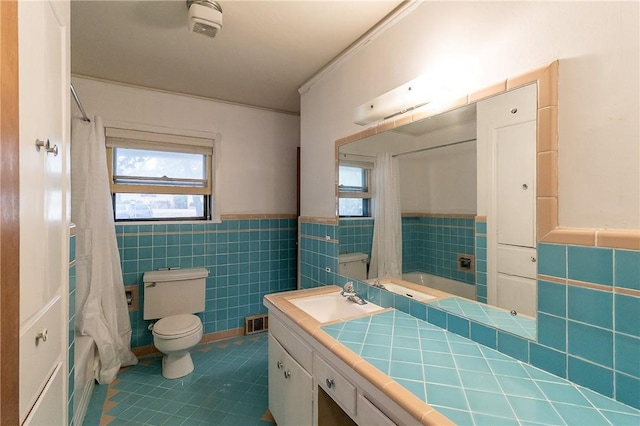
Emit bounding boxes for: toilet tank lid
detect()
[339,252,368,262]
[143,267,209,283]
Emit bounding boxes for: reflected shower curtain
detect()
[71,116,137,383]
[369,152,403,279]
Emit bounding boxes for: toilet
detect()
[143,267,208,379]
[338,252,368,281]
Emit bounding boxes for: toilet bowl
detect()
[151,314,203,379]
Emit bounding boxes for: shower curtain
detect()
[71,116,137,384]
[369,152,403,279]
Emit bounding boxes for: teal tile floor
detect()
[323,310,640,426]
[83,333,273,426]
[429,297,537,340]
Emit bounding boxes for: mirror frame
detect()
[333,61,559,338]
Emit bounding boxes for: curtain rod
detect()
[392,138,476,158]
[70,83,90,122]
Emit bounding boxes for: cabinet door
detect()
[18,0,69,422]
[283,352,313,425]
[269,334,313,426]
[496,120,536,247]
[268,334,287,424]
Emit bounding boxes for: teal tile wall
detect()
[68,234,76,426]
[338,218,373,257]
[299,221,339,289]
[403,216,476,285]
[535,244,640,408]
[337,216,475,287]
[116,219,297,348]
[299,218,640,409]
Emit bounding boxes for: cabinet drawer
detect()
[497,245,537,279]
[23,362,64,426]
[357,394,396,426]
[20,296,62,421]
[270,315,313,372]
[314,354,356,416]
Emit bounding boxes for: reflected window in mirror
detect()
[338,162,372,217]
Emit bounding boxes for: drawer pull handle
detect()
[276,361,283,370]
[326,378,334,389]
[283,370,291,379]
[36,328,48,343]
[530,256,537,262]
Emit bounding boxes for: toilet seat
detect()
[153,314,202,340]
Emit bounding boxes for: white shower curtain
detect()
[71,116,137,384]
[369,152,403,279]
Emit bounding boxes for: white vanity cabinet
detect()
[267,306,419,426]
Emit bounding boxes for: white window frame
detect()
[106,126,218,222]
[338,156,373,217]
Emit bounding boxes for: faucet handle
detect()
[344,281,354,292]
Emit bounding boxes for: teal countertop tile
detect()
[322,309,640,425]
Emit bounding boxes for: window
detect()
[106,128,215,221]
[338,163,372,217]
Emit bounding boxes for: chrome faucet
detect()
[372,279,386,289]
[341,281,367,305]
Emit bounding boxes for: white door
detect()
[477,84,537,313]
[18,0,70,423]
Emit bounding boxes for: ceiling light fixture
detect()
[187,0,223,39]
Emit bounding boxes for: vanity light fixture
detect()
[354,72,464,126]
[354,75,434,125]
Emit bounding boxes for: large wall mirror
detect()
[335,62,558,341]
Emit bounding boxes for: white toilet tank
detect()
[338,252,368,281]
[143,268,208,320]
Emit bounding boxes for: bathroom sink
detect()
[290,291,384,323]
[382,283,436,302]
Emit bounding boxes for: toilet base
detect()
[161,352,195,379]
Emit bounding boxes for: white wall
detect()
[301,1,639,230]
[72,77,300,215]
[400,141,476,214]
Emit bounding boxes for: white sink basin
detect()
[382,283,436,302]
[290,291,384,323]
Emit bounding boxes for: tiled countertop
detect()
[323,309,640,425]
[265,287,640,425]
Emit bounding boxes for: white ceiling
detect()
[71,0,405,115]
